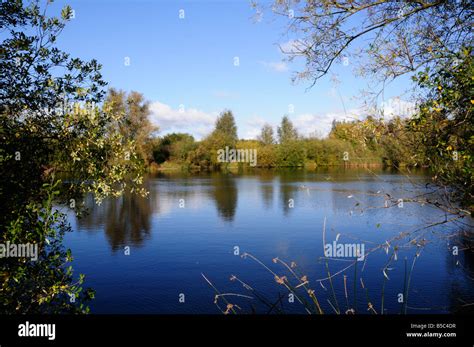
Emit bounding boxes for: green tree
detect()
[213,110,238,145]
[168,134,196,162]
[1,182,94,314]
[256,144,277,168]
[276,140,305,167]
[153,133,196,164]
[188,110,239,169]
[0,0,145,313]
[258,123,275,145]
[105,89,157,166]
[411,50,473,211]
[277,116,298,144]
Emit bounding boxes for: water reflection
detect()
[278,170,301,216]
[207,173,238,222]
[78,189,153,252]
[257,170,275,210]
[66,168,474,314]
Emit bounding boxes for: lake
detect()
[63,168,474,314]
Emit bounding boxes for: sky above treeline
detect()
[49,0,414,139]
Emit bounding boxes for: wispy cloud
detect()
[278,39,306,55]
[379,98,416,119]
[259,60,288,72]
[211,90,240,99]
[149,98,414,141]
[292,110,363,138]
[290,98,415,138]
[243,117,268,139]
[148,101,218,139]
[241,111,363,140]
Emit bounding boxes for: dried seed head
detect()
[274,275,287,285]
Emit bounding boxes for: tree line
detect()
[148,112,421,170]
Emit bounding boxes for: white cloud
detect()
[243,117,268,139]
[246,117,267,128]
[288,98,415,139]
[149,98,415,141]
[244,127,262,139]
[278,39,306,55]
[379,98,416,119]
[260,60,288,72]
[241,111,364,140]
[148,101,218,139]
[291,109,364,138]
[289,98,415,139]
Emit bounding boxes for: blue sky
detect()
[49,0,413,139]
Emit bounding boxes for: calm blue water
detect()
[63,168,474,314]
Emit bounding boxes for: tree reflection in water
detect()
[207,173,238,222]
[78,187,153,252]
